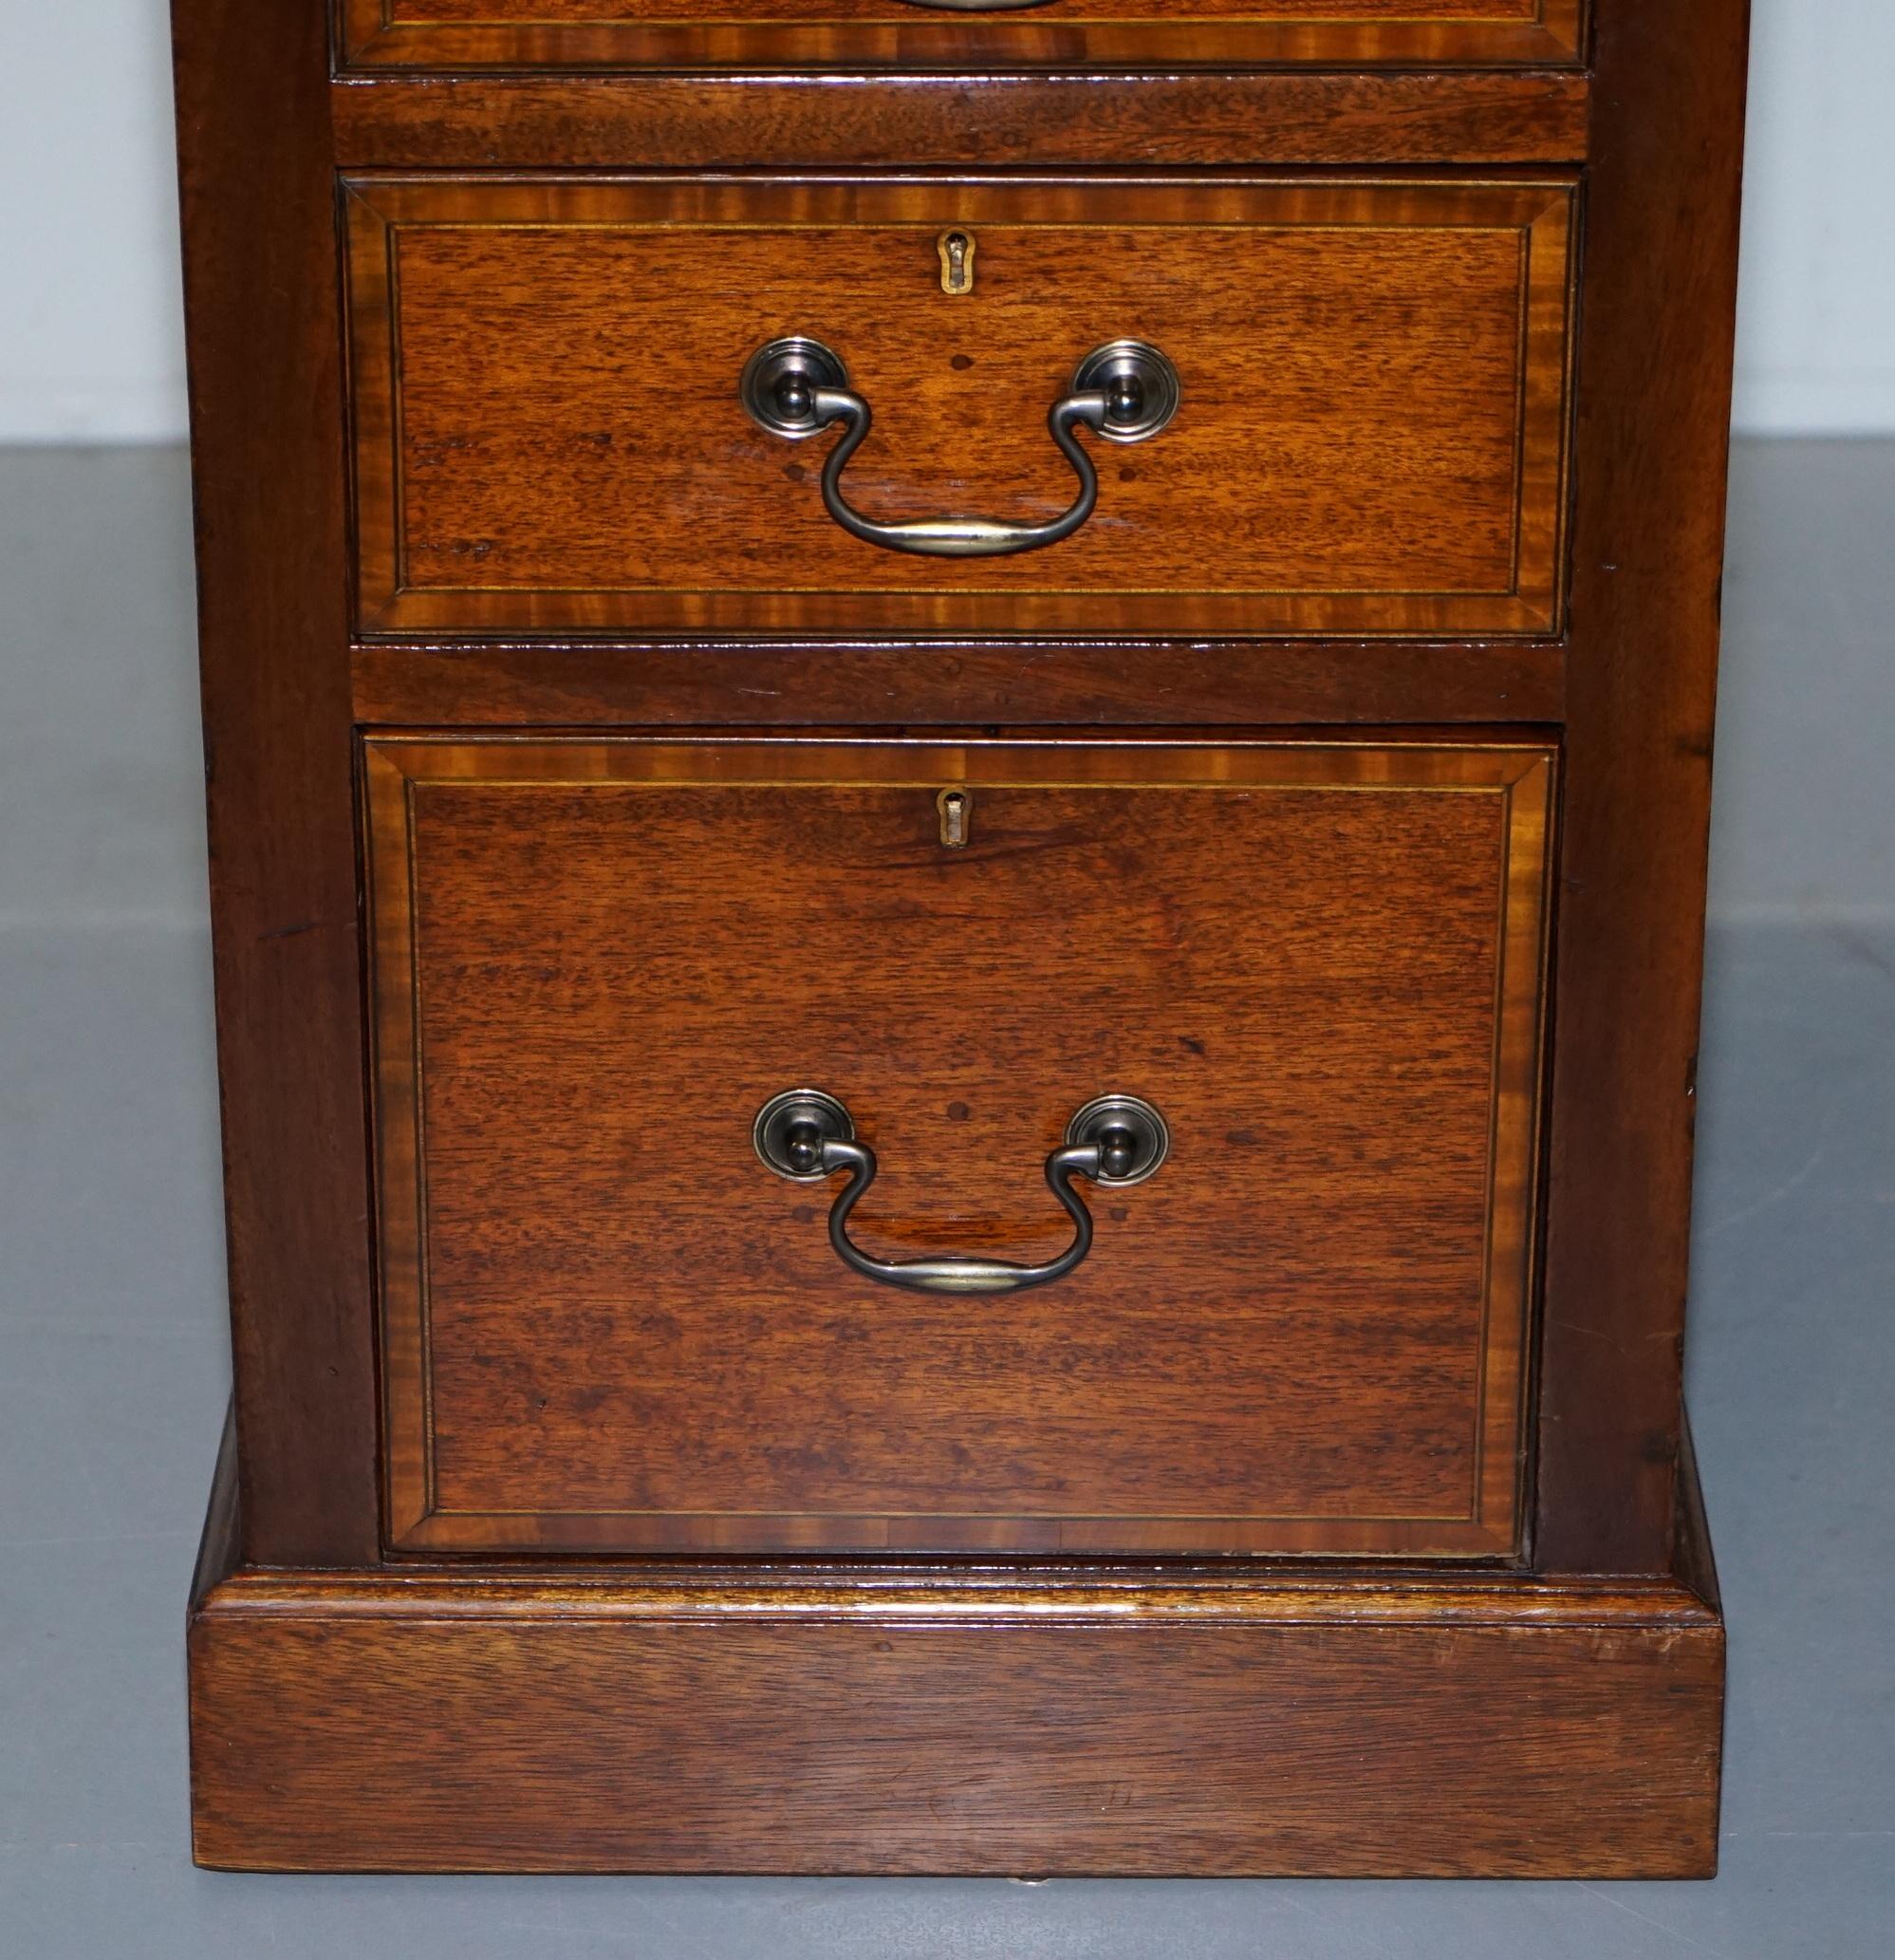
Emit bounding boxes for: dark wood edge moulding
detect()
[175,0,381,1565]
[173,0,1746,1579]
[1531,0,1747,1574]
[328,72,1594,172]
[349,639,1569,728]
[334,0,1589,78]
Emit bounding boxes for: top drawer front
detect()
[345,177,1576,641]
[339,1,1587,71]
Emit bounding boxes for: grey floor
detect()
[2,441,1890,1955]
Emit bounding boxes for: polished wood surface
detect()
[174,0,1748,1879]
[187,1428,1721,1877]
[172,0,381,1563]
[364,737,1551,1557]
[344,177,1575,640]
[1533,0,1750,1574]
[191,1602,1723,1876]
[339,0,1587,74]
[348,640,1565,730]
[331,72,1592,173]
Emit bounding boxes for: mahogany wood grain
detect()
[187,1436,1720,1878]
[330,72,1593,173]
[171,0,380,1563]
[349,637,1565,730]
[187,1397,1723,1874]
[344,176,1576,640]
[1533,0,1750,1574]
[191,1608,1720,1876]
[338,0,1586,73]
[363,737,1551,1558]
[170,0,1750,1876]
[192,1610,1721,1876]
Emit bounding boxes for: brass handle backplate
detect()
[753,1091,1168,1295]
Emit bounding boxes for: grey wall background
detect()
[1,1,1894,440]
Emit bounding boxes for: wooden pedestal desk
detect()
[175,0,1747,1876]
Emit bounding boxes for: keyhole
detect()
[937,788,971,849]
[938,229,975,296]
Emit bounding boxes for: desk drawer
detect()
[345,177,1576,641]
[364,735,1553,1559]
[339,0,1586,72]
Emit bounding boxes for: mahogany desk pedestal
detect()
[175,0,1746,1876]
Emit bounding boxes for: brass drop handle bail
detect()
[738,337,1180,559]
[752,1092,1169,1295]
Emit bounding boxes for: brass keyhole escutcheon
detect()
[937,787,972,849]
[938,229,975,295]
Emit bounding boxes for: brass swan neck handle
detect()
[753,1091,1168,1295]
[739,337,1180,559]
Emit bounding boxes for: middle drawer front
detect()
[345,177,1577,641]
[364,736,1554,1559]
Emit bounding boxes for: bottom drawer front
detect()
[364,737,1552,1558]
